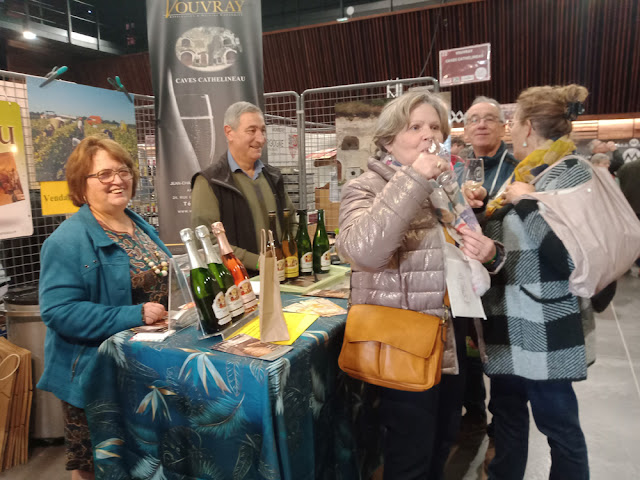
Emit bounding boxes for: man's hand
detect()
[462,184,487,208]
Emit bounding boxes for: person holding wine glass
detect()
[456,97,519,210]
[38,136,171,480]
[337,90,500,480]
[191,101,296,275]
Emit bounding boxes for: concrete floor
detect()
[1,273,639,480]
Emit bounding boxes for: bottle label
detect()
[276,259,286,282]
[238,279,258,309]
[212,292,232,326]
[285,256,299,277]
[321,250,331,272]
[301,252,313,273]
[225,285,245,317]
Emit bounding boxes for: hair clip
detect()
[565,101,585,120]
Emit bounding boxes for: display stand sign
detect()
[0,101,33,240]
[439,43,491,87]
[146,0,265,245]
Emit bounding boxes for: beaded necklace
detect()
[145,251,169,277]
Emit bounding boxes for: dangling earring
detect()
[522,141,528,148]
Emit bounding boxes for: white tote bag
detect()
[523,156,640,297]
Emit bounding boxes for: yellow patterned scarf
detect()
[485,136,576,217]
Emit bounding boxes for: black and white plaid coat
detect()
[482,157,595,381]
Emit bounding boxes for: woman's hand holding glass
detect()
[412,151,449,180]
[458,226,496,264]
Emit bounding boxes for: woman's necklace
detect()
[145,250,169,277]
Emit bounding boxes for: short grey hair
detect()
[223,101,263,130]
[463,96,506,124]
[372,91,450,154]
[588,139,602,153]
[591,153,610,165]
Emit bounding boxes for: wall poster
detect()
[0,100,33,239]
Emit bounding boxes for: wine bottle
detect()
[194,225,245,322]
[179,228,232,334]
[211,221,258,313]
[281,209,299,279]
[296,210,313,276]
[313,209,331,274]
[268,211,286,283]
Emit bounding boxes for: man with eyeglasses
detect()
[455,97,518,461]
[191,101,296,274]
[455,96,518,210]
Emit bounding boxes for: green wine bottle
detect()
[281,209,299,279]
[180,228,231,334]
[313,209,331,274]
[296,209,313,276]
[194,225,245,323]
[268,211,286,282]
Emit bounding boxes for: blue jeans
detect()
[488,376,589,480]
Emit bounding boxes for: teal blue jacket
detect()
[37,204,171,408]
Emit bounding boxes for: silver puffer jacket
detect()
[336,157,459,375]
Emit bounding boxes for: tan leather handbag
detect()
[338,304,447,392]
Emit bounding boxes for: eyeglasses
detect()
[86,167,133,184]
[466,115,503,126]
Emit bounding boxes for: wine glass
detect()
[462,158,484,192]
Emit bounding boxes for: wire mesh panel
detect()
[300,76,439,233]
[263,91,312,210]
[0,73,159,291]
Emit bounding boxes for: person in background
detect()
[481,84,593,480]
[456,97,519,451]
[589,138,623,176]
[457,96,519,210]
[617,159,640,276]
[590,152,611,170]
[450,136,466,166]
[38,137,170,480]
[337,91,500,480]
[191,101,295,274]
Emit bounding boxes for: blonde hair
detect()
[66,136,138,207]
[373,91,450,154]
[515,84,588,140]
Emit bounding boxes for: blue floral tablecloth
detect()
[84,294,381,480]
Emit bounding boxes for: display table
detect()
[83,294,381,480]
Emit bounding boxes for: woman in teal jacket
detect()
[38,136,170,480]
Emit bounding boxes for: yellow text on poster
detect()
[40,181,79,216]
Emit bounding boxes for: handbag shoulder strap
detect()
[531,154,591,186]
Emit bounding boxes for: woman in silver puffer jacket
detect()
[337,91,497,480]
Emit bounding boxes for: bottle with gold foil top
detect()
[180,228,231,334]
[211,221,258,313]
[281,209,299,279]
[195,225,245,323]
[296,209,313,276]
[312,209,331,274]
[267,211,286,282]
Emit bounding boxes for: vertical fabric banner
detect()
[147,0,264,245]
[0,101,33,240]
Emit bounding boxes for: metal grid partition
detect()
[0,72,159,291]
[299,76,440,232]
[0,71,67,289]
[263,91,314,210]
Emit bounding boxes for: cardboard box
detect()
[315,188,341,233]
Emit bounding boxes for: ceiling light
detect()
[23,31,37,40]
[336,17,348,22]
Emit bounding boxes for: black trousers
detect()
[379,318,467,480]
